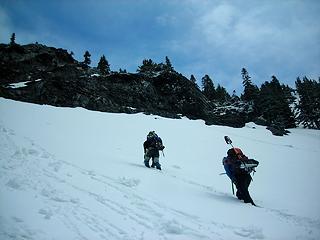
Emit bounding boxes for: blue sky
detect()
[1,0,319,94]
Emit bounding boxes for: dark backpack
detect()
[239,158,259,174]
[227,148,259,174]
[153,136,164,150]
[147,132,164,150]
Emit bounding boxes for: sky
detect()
[0,0,319,93]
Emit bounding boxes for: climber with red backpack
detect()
[223,136,259,206]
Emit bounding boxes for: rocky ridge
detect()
[0,43,256,128]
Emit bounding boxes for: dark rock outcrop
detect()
[0,43,254,128]
[266,125,290,136]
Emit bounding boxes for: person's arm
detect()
[143,141,147,153]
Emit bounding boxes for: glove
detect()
[159,145,165,150]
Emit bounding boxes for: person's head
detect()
[227,148,244,159]
[147,131,156,139]
[227,148,236,158]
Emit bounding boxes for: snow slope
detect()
[0,98,319,240]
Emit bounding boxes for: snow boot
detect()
[144,161,150,168]
[155,162,161,170]
[236,191,243,200]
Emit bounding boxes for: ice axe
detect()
[161,150,165,157]
[224,135,235,195]
[224,136,234,148]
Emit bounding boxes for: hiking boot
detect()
[144,162,150,168]
[155,162,161,170]
[236,191,243,200]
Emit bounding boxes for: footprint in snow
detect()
[27,149,39,156]
[234,226,265,239]
[38,208,53,219]
[83,170,96,176]
[284,144,294,148]
[48,161,62,172]
[6,179,23,190]
[41,152,51,159]
[172,165,181,169]
[118,177,140,187]
[41,188,69,202]
[12,216,24,223]
[161,220,184,235]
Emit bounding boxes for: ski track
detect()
[0,124,319,240]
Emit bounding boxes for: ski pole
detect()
[231,180,235,195]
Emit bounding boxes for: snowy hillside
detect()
[0,98,319,240]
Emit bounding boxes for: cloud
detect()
[197,3,237,45]
[0,0,319,93]
[172,0,320,90]
[0,6,12,43]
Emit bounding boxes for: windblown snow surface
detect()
[0,98,319,240]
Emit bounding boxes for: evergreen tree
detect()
[83,51,91,68]
[231,90,240,102]
[257,76,296,128]
[10,33,16,45]
[201,75,216,101]
[137,59,159,76]
[295,77,320,129]
[241,68,251,84]
[189,75,200,89]
[190,74,196,84]
[215,84,230,103]
[282,84,295,105]
[241,68,259,102]
[119,68,127,73]
[164,56,174,72]
[97,55,110,75]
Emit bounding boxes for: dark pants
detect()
[234,173,255,205]
[144,149,161,170]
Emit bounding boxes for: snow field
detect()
[0,98,319,240]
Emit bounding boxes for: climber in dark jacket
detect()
[223,148,257,206]
[143,131,165,170]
